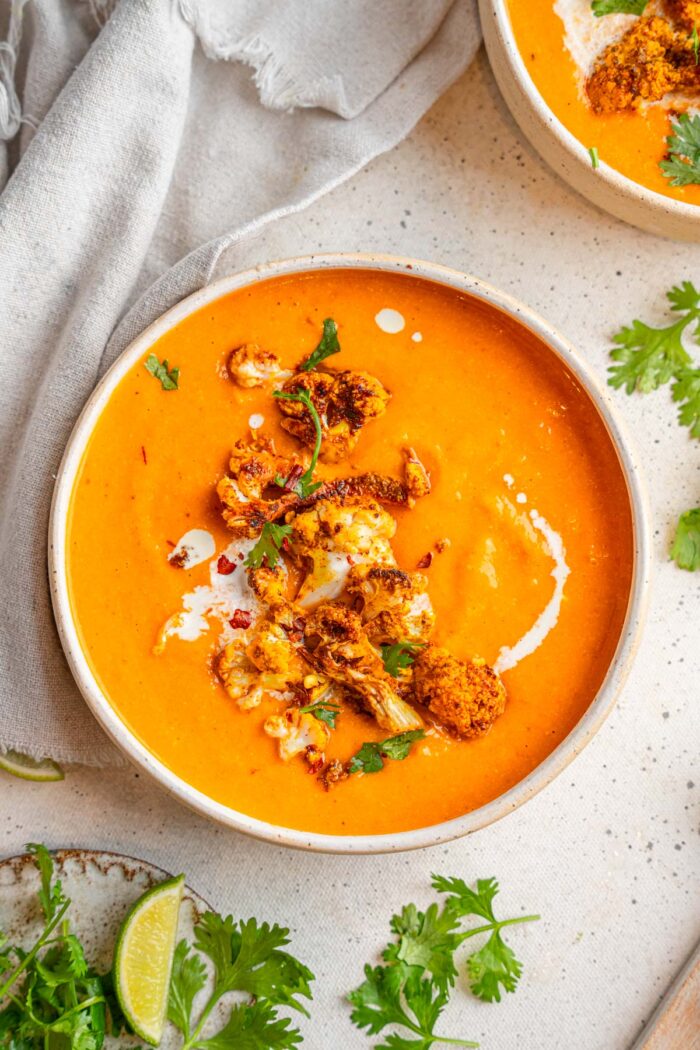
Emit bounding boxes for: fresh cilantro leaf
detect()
[26,843,67,923]
[198,1000,303,1050]
[273,388,323,497]
[591,0,647,14]
[384,904,463,990]
[432,875,540,1003]
[672,366,700,437]
[670,507,700,570]
[608,283,698,393]
[168,940,207,1038]
[244,522,292,570]
[692,24,699,64]
[299,699,341,729]
[660,114,700,186]
[145,353,180,390]
[588,146,599,169]
[380,641,426,678]
[299,318,340,372]
[348,730,425,774]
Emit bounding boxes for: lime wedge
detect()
[114,874,184,1045]
[0,750,64,782]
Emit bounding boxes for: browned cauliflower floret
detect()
[665,0,700,31]
[412,646,506,739]
[586,16,694,113]
[277,369,390,462]
[217,436,304,537]
[215,639,266,710]
[403,447,431,504]
[303,603,422,733]
[216,618,307,708]
[290,497,396,606]
[345,564,435,644]
[247,564,288,612]
[246,620,306,682]
[264,706,330,766]
[228,344,285,388]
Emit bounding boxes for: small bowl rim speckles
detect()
[48,253,652,854]
[479,0,700,241]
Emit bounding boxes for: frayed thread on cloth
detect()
[177,0,349,115]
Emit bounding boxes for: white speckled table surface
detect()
[4,50,699,1050]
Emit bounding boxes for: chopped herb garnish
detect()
[273,388,323,497]
[299,318,340,371]
[380,640,426,677]
[591,0,647,14]
[660,113,700,186]
[348,729,425,774]
[589,146,600,169]
[168,912,314,1050]
[692,24,700,64]
[670,507,700,570]
[145,353,180,390]
[299,699,341,729]
[244,522,292,570]
[348,874,539,1047]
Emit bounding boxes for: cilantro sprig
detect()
[273,389,323,498]
[607,283,700,572]
[145,353,180,390]
[299,699,341,729]
[299,318,340,372]
[244,522,292,570]
[591,0,647,14]
[660,114,700,187]
[348,875,539,1048]
[348,730,425,774]
[168,912,314,1050]
[380,641,426,678]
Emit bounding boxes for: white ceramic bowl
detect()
[49,253,651,853]
[480,0,700,241]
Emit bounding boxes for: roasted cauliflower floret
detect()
[303,603,422,733]
[264,706,330,766]
[215,639,266,710]
[665,0,700,31]
[277,369,390,462]
[217,436,304,537]
[586,16,694,113]
[290,498,397,606]
[345,564,435,644]
[247,564,288,612]
[403,447,431,504]
[412,646,506,739]
[216,617,306,708]
[246,620,306,683]
[228,344,285,388]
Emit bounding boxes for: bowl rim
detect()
[483,0,700,222]
[48,251,652,854]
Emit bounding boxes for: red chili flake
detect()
[281,537,291,552]
[217,554,236,575]
[417,551,433,569]
[166,539,176,548]
[277,464,303,493]
[238,552,245,561]
[140,446,148,465]
[347,554,355,565]
[169,550,188,569]
[229,609,252,629]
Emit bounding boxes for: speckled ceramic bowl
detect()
[0,848,212,1048]
[480,0,700,241]
[49,253,652,854]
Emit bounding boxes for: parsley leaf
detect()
[591,0,647,13]
[299,699,341,729]
[299,318,340,372]
[670,507,700,570]
[660,113,700,186]
[244,522,292,570]
[273,388,323,497]
[380,641,426,678]
[348,730,425,774]
[672,366,700,437]
[608,282,698,393]
[432,875,540,1003]
[145,353,180,390]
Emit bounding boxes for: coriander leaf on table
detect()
[348,730,425,774]
[380,641,425,678]
[660,113,700,186]
[670,507,700,570]
[607,283,699,394]
[432,875,540,1003]
[591,0,647,14]
[145,353,180,390]
[244,522,292,570]
[672,366,700,438]
[299,318,340,371]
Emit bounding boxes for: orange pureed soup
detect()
[67,269,633,835]
[507,1,700,205]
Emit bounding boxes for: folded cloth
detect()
[0,0,480,766]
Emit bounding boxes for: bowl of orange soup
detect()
[481,0,700,240]
[49,255,650,852]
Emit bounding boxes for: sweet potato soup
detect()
[508,0,700,204]
[66,268,634,836]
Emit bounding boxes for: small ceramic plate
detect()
[0,849,211,1048]
[480,0,700,241]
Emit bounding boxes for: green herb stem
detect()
[458,914,541,941]
[0,898,70,998]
